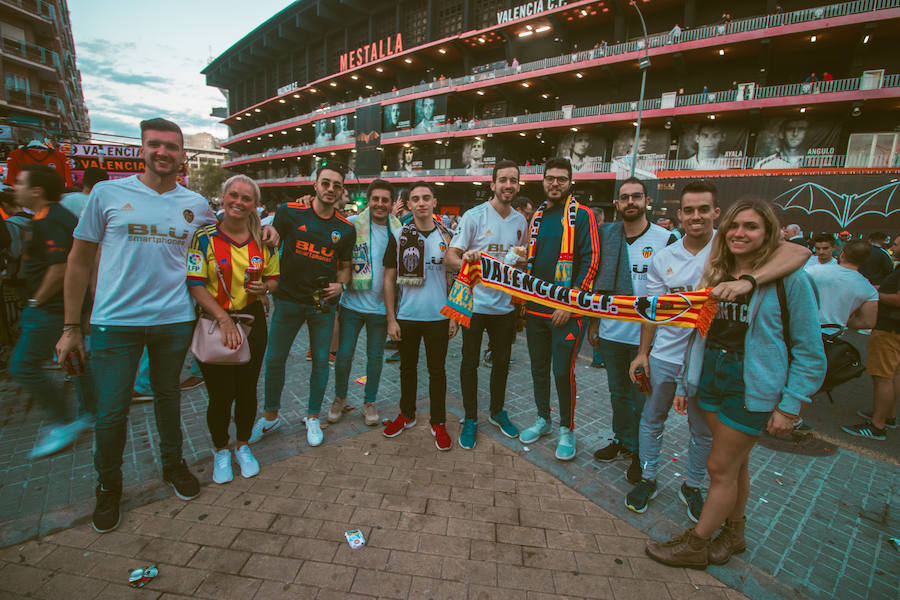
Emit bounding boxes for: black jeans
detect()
[199,301,267,448]
[460,310,516,421]
[398,319,449,425]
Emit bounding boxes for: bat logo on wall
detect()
[773,181,900,228]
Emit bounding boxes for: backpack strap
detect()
[776,279,792,365]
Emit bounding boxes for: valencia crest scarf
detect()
[351,207,402,290]
[527,194,579,287]
[397,218,452,287]
[443,252,717,334]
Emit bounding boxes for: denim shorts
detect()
[695,346,772,436]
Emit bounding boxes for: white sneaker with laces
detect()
[234,445,260,478]
[305,417,324,447]
[29,422,80,459]
[249,416,282,444]
[212,449,233,484]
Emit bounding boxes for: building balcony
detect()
[0,37,61,78]
[223,73,900,169]
[0,0,56,31]
[1,87,63,116]
[220,0,900,134]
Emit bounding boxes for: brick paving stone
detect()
[187,545,251,573]
[229,529,289,556]
[293,560,356,592]
[239,553,302,582]
[139,537,201,566]
[194,572,262,600]
[442,556,499,586]
[350,568,412,599]
[34,571,109,600]
[553,572,616,599]
[252,580,318,600]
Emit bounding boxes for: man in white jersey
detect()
[327,179,402,426]
[446,160,528,449]
[624,181,718,520]
[590,177,677,484]
[627,181,813,521]
[55,118,277,534]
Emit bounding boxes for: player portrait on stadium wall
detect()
[754,117,840,169]
[314,119,333,144]
[397,145,420,173]
[677,122,748,170]
[383,102,411,132]
[413,96,447,134]
[610,127,669,176]
[557,131,607,173]
[462,138,494,175]
[333,114,354,144]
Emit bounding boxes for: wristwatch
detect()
[27,298,40,309]
[738,274,758,291]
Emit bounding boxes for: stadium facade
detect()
[203,0,900,232]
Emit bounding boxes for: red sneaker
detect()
[432,424,452,451]
[384,414,416,438]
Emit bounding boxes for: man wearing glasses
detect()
[254,163,355,448]
[589,177,677,484]
[519,158,599,461]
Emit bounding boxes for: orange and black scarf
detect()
[443,252,717,333]
[527,194,579,286]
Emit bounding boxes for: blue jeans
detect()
[596,337,642,452]
[9,306,96,423]
[91,321,193,490]
[638,356,711,487]
[264,297,336,414]
[135,349,203,395]
[334,305,387,403]
[591,319,605,364]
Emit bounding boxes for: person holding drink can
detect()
[186,175,279,484]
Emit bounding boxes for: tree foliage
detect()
[188,162,230,202]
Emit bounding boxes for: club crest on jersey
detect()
[183,209,194,223]
[642,246,653,259]
[633,295,692,323]
[250,255,263,268]
[439,241,447,253]
[331,231,341,243]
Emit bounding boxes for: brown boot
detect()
[708,517,747,565]
[645,528,709,569]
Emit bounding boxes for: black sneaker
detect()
[856,409,897,429]
[626,453,642,485]
[679,483,705,524]
[841,422,886,441]
[625,479,658,513]
[162,460,200,500]
[92,485,121,533]
[482,349,493,367]
[593,439,622,462]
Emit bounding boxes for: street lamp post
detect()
[629,0,651,178]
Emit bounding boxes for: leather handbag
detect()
[191,311,254,365]
[190,230,256,365]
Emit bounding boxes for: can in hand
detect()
[244,266,261,288]
[634,366,651,394]
[312,275,333,312]
[64,351,84,376]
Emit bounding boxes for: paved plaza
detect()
[0,328,897,599]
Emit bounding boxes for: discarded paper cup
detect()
[128,565,158,588]
[345,529,366,549]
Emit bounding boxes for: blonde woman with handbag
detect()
[186,175,279,484]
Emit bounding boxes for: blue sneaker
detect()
[488,410,519,439]
[459,419,477,450]
[555,427,576,461]
[519,417,551,444]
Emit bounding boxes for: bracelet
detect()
[62,325,81,333]
[775,407,798,420]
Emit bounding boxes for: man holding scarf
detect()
[446,160,528,449]
[519,158,600,460]
[328,180,402,426]
[382,182,458,450]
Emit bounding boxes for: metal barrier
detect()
[0,36,60,69]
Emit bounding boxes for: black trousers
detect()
[199,301,267,448]
[398,319,449,425]
[460,310,516,421]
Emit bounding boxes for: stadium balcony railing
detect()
[250,153,900,187]
[222,0,900,144]
[223,73,900,169]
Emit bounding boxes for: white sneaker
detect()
[29,423,79,459]
[249,416,283,444]
[212,449,233,484]
[234,445,260,478]
[305,417,324,447]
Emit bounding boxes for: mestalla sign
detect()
[497,0,568,24]
[339,34,403,72]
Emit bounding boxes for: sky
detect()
[68,0,294,144]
